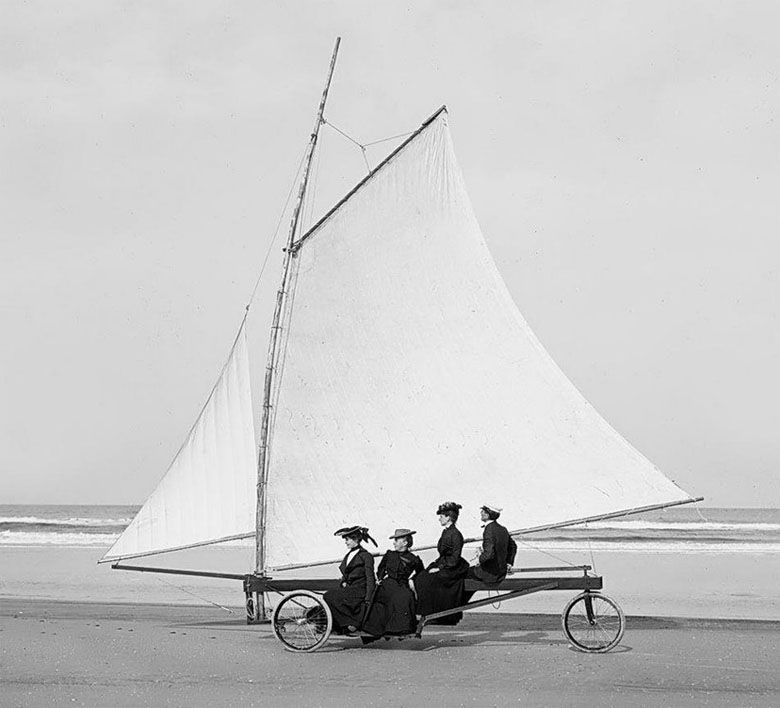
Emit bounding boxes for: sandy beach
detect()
[2,533,778,706]
[2,545,778,620]
[2,598,778,707]
[2,545,780,706]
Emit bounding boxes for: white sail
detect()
[101,320,257,562]
[262,109,694,570]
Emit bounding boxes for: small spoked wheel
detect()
[562,591,625,653]
[271,590,332,653]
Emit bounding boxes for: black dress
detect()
[466,520,518,583]
[414,525,469,625]
[323,546,375,632]
[363,550,425,637]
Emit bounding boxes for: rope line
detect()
[305,134,323,232]
[322,118,364,149]
[584,521,597,574]
[322,119,413,174]
[245,144,309,311]
[363,130,414,147]
[514,535,581,568]
[153,575,235,614]
[360,146,371,174]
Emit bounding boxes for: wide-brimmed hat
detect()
[333,525,378,546]
[388,528,417,539]
[334,525,364,538]
[481,504,503,514]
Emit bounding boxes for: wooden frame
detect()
[112,563,604,634]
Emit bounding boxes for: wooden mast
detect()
[255,38,341,576]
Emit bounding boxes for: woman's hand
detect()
[429,567,440,574]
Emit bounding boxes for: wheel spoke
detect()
[563,593,624,652]
[272,592,332,652]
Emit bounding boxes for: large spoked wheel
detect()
[562,591,625,653]
[271,590,332,653]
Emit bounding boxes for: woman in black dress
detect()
[362,528,425,640]
[322,525,378,634]
[414,502,469,625]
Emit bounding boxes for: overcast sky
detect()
[1,1,777,507]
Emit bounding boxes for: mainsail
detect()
[101,320,257,562]
[261,108,695,570]
[103,104,697,572]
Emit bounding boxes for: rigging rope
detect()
[584,521,597,574]
[694,505,710,523]
[363,130,414,147]
[513,534,581,568]
[322,118,363,149]
[304,132,323,232]
[153,575,235,615]
[263,156,312,474]
[322,118,414,175]
[245,144,309,312]
[164,143,310,491]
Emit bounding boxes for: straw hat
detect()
[388,528,417,539]
[481,504,503,514]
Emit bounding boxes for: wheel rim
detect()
[272,591,332,652]
[563,592,624,652]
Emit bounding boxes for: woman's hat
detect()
[388,528,417,539]
[333,525,378,547]
[334,525,364,538]
[436,501,462,515]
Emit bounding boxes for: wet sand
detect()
[2,599,778,707]
[3,545,778,620]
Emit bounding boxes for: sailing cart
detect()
[113,561,625,654]
[250,565,625,654]
[101,38,701,652]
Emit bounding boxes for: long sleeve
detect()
[363,553,376,602]
[376,553,388,581]
[507,535,518,566]
[339,556,348,583]
[411,555,425,576]
[479,525,496,565]
[442,528,464,568]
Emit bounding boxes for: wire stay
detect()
[322,118,414,175]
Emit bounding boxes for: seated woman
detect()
[362,528,424,640]
[322,525,377,634]
[414,502,469,625]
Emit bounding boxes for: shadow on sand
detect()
[170,611,780,654]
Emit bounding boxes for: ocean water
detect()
[1,504,778,554]
[1,505,778,618]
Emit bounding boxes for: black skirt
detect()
[362,578,418,637]
[414,559,469,625]
[323,584,367,632]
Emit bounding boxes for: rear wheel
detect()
[562,591,625,653]
[271,591,332,653]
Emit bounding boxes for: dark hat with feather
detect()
[333,525,378,547]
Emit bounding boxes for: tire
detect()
[561,591,625,653]
[271,590,332,653]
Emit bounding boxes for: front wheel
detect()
[562,591,625,653]
[271,590,332,653]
